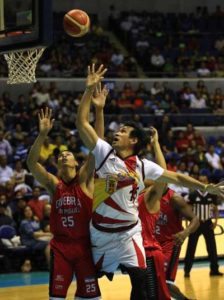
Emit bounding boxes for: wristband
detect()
[85,86,94,92]
[204,184,208,191]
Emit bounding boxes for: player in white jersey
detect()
[76,64,224,300]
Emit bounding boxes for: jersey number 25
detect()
[61,216,74,227]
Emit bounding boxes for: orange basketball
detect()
[63,9,90,37]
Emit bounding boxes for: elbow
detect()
[76,118,83,129]
[76,119,88,131]
[26,154,36,172]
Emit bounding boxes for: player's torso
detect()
[138,193,161,250]
[156,189,182,244]
[50,177,92,241]
[93,153,145,229]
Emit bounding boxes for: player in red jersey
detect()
[138,127,171,300]
[26,105,107,299]
[155,187,199,284]
[139,128,199,300]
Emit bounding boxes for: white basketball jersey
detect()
[92,139,164,231]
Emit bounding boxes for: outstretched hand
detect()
[86,64,107,89]
[150,127,159,145]
[38,107,54,136]
[206,181,224,200]
[92,83,109,109]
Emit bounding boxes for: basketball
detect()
[63,9,90,37]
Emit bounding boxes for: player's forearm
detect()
[152,141,167,169]
[160,171,207,191]
[76,86,95,128]
[95,107,104,139]
[27,133,47,167]
[177,173,207,191]
[76,87,99,150]
[213,206,219,221]
[33,231,52,238]
[185,216,200,235]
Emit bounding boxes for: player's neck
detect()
[117,148,135,159]
[60,168,76,183]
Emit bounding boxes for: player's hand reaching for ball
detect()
[150,127,159,145]
[38,107,54,136]
[86,64,107,90]
[92,83,109,109]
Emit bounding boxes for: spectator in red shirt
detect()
[193,130,206,147]
[117,93,134,112]
[184,123,195,142]
[121,82,136,98]
[28,187,47,221]
[176,131,189,152]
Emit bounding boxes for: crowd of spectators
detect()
[111,6,224,77]
[1,78,224,272]
[2,7,224,78]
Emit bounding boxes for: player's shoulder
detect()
[96,138,113,150]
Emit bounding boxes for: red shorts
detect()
[49,239,101,299]
[145,248,171,300]
[161,241,181,281]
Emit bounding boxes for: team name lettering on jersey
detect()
[56,196,81,209]
[157,212,168,225]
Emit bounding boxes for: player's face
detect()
[112,126,136,151]
[57,151,78,169]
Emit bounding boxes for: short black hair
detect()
[123,122,147,155]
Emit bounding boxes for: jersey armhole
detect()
[140,159,145,181]
[96,149,114,172]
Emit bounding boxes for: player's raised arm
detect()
[143,129,224,199]
[144,127,167,210]
[79,83,109,186]
[150,127,167,170]
[76,64,107,151]
[26,107,58,194]
[157,169,224,199]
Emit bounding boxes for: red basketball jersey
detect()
[138,193,161,252]
[155,189,183,244]
[50,177,92,243]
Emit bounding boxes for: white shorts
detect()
[90,221,146,273]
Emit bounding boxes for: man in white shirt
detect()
[205,145,223,170]
[190,92,207,109]
[150,49,165,70]
[0,155,13,186]
[197,62,211,78]
[76,64,224,300]
[0,130,13,157]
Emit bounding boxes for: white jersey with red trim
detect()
[91,138,164,230]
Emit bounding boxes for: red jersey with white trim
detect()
[92,139,164,231]
[155,189,183,244]
[138,193,161,251]
[50,177,92,243]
